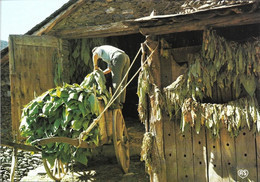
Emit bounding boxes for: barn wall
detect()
[141,25,260,182]
[1,62,12,141]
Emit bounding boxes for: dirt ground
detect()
[21,155,149,182]
[21,120,150,182]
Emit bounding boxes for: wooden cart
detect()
[2,102,130,181]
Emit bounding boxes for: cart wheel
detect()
[43,157,68,181]
[112,109,130,173]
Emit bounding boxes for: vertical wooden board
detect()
[192,127,207,182]
[163,118,177,182]
[160,54,172,88]
[9,35,61,141]
[206,130,223,181]
[220,128,236,182]
[176,125,194,182]
[256,133,260,182]
[235,128,257,181]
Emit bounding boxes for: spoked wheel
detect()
[112,109,130,173]
[43,157,68,181]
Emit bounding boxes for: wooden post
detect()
[145,37,167,182]
[141,42,149,133]
[10,147,17,182]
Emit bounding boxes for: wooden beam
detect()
[139,12,260,36]
[1,140,41,152]
[33,137,97,149]
[51,22,139,39]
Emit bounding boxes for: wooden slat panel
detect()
[206,131,223,181]
[235,127,257,181]
[164,118,177,182]
[192,127,207,182]
[11,35,59,47]
[176,125,194,182]
[160,52,172,88]
[9,35,60,141]
[220,128,236,182]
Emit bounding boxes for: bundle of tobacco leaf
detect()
[19,69,110,166]
[164,29,260,136]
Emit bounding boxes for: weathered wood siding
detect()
[163,123,259,182]
[145,38,259,182]
[9,35,68,141]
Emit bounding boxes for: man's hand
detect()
[103,67,112,74]
[94,65,99,70]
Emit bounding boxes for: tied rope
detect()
[78,43,158,147]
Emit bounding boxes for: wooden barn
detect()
[1,0,259,181]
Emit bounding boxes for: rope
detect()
[78,43,158,146]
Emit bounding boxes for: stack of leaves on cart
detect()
[19,69,110,166]
[164,29,260,136]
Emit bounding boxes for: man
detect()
[92,45,130,108]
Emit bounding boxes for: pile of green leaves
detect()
[164,29,260,136]
[20,69,110,166]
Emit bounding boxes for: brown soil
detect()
[21,120,150,182]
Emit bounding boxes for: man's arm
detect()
[103,67,112,74]
[93,53,99,70]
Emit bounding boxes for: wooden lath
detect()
[51,22,139,39]
[138,12,260,36]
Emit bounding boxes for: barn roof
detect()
[1,0,259,63]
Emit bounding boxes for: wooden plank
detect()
[192,127,207,182]
[220,127,236,182]
[11,35,59,47]
[163,117,177,182]
[160,48,172,88]
[34,137,96,148]
[146,38,167,181]
[2,140,41,152]
[139,12,260,36]
[53,22,139,39]
[206,130,223,181]
[9,35,62,142]
[176,125,194,182]
[235,127,257,181]
[171,46,201,63]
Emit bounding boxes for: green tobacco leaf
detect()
[46,154,56,168]
[71,119,83,131]
[75,149,88,165]
[42,102,53,115]
[241,75,256,97]
[54,119,61,132]
[78,102,87,117]
[68,92,78,101]
[88,93,99,115]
